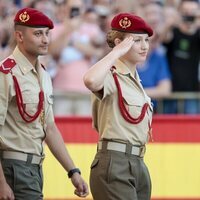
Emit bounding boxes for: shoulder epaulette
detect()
[0,58,16,74]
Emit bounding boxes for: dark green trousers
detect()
[1,158,43,200]
[90,150,151,200]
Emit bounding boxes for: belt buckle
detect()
[32,154,45,165]
[139,146,146,157]
[97,141,102,151]
[39,155,45,165]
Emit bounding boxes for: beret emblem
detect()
[119,17,131,29]
[19,11,30,23]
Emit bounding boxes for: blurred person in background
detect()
[50,0,105,116]
[137,1,172,113]
[0,0,18,60]
[164,0,180,7]
[93,0,112,33]
[161,0,200,114]
[112,0,139,13]
[84,13,153,200]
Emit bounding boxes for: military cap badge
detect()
[19,11,30,23]
[119,17,131,29]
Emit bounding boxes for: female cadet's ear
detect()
[114,38,122,46]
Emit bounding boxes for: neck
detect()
[179,23,196,34]
[120,58,137,76]
[18,46,38,67]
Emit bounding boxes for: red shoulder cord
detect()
[111,66,149,124]
[11,71,44,123]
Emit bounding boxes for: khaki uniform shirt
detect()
[92,59,153,146]
[0,47,54,155]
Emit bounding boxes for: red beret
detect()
[111,13,153,36]
[14,7,54,29]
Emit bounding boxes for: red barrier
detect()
[55,114,200,143]
[44,115,200,200]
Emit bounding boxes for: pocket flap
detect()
[123,96,144,107]
[90,158,99,169]
[23,94,38,103]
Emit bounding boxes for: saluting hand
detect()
[71,173,89,198]
[112,36,135,58]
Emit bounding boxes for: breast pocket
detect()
[15,93,39,122]
[123,96,144,118]
[23,94,39,115]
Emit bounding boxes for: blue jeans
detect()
[163,99,200,114]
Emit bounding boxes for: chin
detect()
[39,51,48,56]
[137,59,146,64]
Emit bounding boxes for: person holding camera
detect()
[161,0,200,114]
[51,0,105,116]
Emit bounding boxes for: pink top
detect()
[53,60,90,93]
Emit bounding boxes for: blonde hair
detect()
[106,30,127,48]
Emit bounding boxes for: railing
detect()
[53,91,200,115]
[53,90,91,101]
[156,92,200,113]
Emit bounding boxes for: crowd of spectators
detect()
[0,0,200,115]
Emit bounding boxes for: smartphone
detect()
[70,7,80,18]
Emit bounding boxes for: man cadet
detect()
[0,7,89,200]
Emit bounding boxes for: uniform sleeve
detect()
[93,71,116,100]
[0,73,9,125]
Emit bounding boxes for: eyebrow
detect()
[133,35,149,39]
[33,28,50,33]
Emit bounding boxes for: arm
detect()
[144,79,172,99]
[0,162,14,200]
[73,40,104,59]
[159,23,174,43]
[0,71,14,200]
[45,122,89,197]
[83,36,135,92]
[159,7,180,43]
[48,18,80,58]
[48,24,71,58]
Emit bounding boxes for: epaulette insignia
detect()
[0,58,16,74]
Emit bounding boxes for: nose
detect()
[42,34,49,44]
[141,40,148,50]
